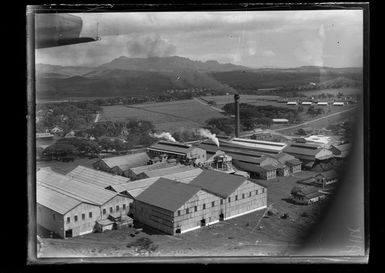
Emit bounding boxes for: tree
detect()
[297,128,307,136]
[297,105,304,113]
[43,143,77,160]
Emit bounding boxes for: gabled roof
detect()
[129,162,176,175]
[189,169,247,198]
[109,168,203,197]
[142,165,194,178]
[147,141,195,155]
[285,158,302,166]
[283,144,325,156]
[135,178,201,212]
[37,168,121,206]
[37,184,84,215]
[316,169,338,180]
[66,166,130,188]
[100,152,150,170]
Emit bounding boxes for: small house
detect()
[315,170,338,187]
[291,186,326,205]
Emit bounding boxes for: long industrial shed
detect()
[36,168,133,238]
[134,169,267,235]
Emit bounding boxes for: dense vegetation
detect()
[41,119,158,161]
[36,102,101,133]
[222,103,302,129]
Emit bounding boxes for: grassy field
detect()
[100,99,225,133]
[38,171,334,257]
[201,95,281,107]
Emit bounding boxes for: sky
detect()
[35,10,363,68]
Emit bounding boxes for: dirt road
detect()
[273,106,358,132]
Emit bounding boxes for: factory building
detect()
[271,153,302,174]
[37,168,133,238]
[283,143,333,168]
[37,183,100,238]
[333,102,345,106]
[134,170,267,235]
[147,141,207,164]
[301,101,313,105]
[230,154,278,180]
[317,102,329,106]
[202,150,234,173]
[66,166,130,188]
[228,138,287,154]
[287,101,298,105]
[125,162,179,180]
[93,152,151,177]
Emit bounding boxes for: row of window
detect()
[66,211,93,224]
[176,188,265,216]
[65,204,127,224]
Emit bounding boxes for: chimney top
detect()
[234,94,240,101]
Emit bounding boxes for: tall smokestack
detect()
[234,94,240,138]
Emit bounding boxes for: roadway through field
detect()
[273,106,358,132]
[193,97,225,113]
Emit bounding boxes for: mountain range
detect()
[36,56,363,100]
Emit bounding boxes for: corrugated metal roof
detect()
[316,169,338,180]
[129,162,176,175]
[37,168,120,206]
[142,165,194,178]
[198,142,267,158]
[110,168,203,195]
[189,169,247,198]
[147,141,196,155]
[101,152,150,170]
[37,184,83,215]
[66,166,130,188]
[283,145,324,156]
[136,178,201,212]
[285,158,302,166]
[220,139,284,154]
[233,160,276,173]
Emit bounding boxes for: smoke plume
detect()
[198,128,219,147]
[126,34,177,58]
[150,132,176,142]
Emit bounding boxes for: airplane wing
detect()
[35,13,98,49]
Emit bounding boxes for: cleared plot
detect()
[101,99,225,132]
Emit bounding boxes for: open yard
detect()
[37,171,331,258]
[100,99,225,133]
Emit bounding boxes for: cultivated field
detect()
[100,99,225,133]
[38,171,334,258]
[299,87,362,97]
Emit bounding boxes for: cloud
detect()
[126,34,176,58]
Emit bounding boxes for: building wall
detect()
[187,148,207,164]
[174,190,220,233]
[100,195,133,220]
[290,164,302,173]
[277,167,289,176]
[134,181,267,235]
[134,201,175,234]
[223,180,267,219]
[37,204,65,238]
[63,203,101,238]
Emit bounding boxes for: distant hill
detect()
[36,56,362,100]
[210,67,363,92]
[98,56,250,72]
